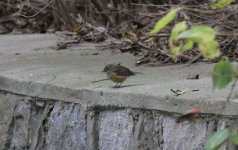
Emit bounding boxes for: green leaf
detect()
[168,40,193,58]
[210,0,235,10]
[178,26,216,43]
[177,26,220,59]
[230,129,238,145]
[198,40,220,59]
[149,8,180,35]
[169,21,188,58]
[212,58,235,89]
[205,129,229,150]
[170,21,187,39]
[182,40,194,52]
[169,46,181,59]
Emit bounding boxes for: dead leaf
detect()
[0,25,9,34]
[187,74,200,80]
[57,42,68,50]
[176,106,202,123]
[136,58,150,65]
[171,89,187,96]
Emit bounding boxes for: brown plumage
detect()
[103,63,136,87]
[103,64,135,76]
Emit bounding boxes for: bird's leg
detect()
[118,82,122,87]
[114,83,118,88]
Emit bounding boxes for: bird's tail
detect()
[91,78,109,83]
[132,71,142,75]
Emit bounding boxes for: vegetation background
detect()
[1,0,237,65]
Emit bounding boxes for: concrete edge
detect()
[0,75,237,116]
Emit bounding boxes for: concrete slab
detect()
[0,34,237,116]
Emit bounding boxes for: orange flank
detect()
[109,72,127,83]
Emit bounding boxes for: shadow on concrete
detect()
[111,83,144,88]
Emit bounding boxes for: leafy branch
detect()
[149,0,238,149]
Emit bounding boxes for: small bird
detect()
[103,63,137,87]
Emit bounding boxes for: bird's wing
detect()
[112,66,135,76]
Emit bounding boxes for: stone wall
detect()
[0,91,236,150]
